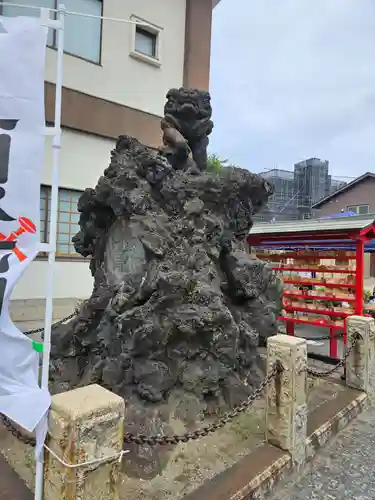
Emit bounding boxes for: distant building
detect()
[329,176,347,194]
[294,158,330,219]
[312,172,375,277]
[257,169,296,221]
[312,172,375,216]
[257,159,351,222]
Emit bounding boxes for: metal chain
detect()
[4,331,358,449]
[0,309,79,442]
[0,363,282,449]
[260,332,343,343]
[23,311,76,336]
[0,413,36,447]
[123,361,283,447]
[0,362,283,449]
[301,332,344,341]
[275,330,344,342]
[307,334,359,378]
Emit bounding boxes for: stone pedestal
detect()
[346,315,375,402]
[265,334,307,464]
[44,384,125,500]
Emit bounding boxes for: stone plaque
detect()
[104,219,146,287]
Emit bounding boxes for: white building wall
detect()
[12,129,115,300]
[41,128,115,190]
[12,259,91,300]
[12,0,187,303]
[44,0,187,117]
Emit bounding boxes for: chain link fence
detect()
[0,361,284,449]
[307,333,358,378]
[22,311,76,337]
[275,330,344,342]
[260,331,344,345]
[303,331,344,342]
[124,361,283,446]
[0,310,78,444]
[0,327,359,449]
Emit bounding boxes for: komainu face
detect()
[164,87,213,137]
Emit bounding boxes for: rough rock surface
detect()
[49,88,279,478]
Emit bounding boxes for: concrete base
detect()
[185,385,367,500]
[45,385,124,500]
[0,384,368,500]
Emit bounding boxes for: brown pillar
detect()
[183,0,213,91]
[371,254,375,278]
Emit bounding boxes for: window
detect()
[1,0,102,63]
[135,27,157,58]
[347,204,370,215]
[63,0,102,63]
[130,16,161,66]
[1,0,54,46]
[40,186,50,245]
[41,186,82,257]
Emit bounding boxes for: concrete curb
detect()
[185,387,367,500]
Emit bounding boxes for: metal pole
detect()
[272,186,303,222]
[355,239,365,316]
[34,5,65,499]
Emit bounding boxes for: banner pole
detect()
[34,4,65,499]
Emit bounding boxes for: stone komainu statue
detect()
[161,87,213,171]
[49,87,277,477]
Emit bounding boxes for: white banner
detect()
[0,16,51,433]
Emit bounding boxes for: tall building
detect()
[3,0,219,315]
[257,169,296,221]
[257,158,337,222]
[294,158,330,219]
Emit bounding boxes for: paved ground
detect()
[0,454,32,500]
[269,406,375,500]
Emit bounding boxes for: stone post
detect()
[265,334,307,464]
[44,384,125,500]
[346,315,375,402]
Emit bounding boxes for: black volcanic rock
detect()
[49,88,279,478]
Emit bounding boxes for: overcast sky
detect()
[209,0,375,179]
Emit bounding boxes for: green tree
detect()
[206,154,228,173]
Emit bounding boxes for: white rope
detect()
[0,2,156,28]
[0,1,49,12]
[44,443,130,468]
